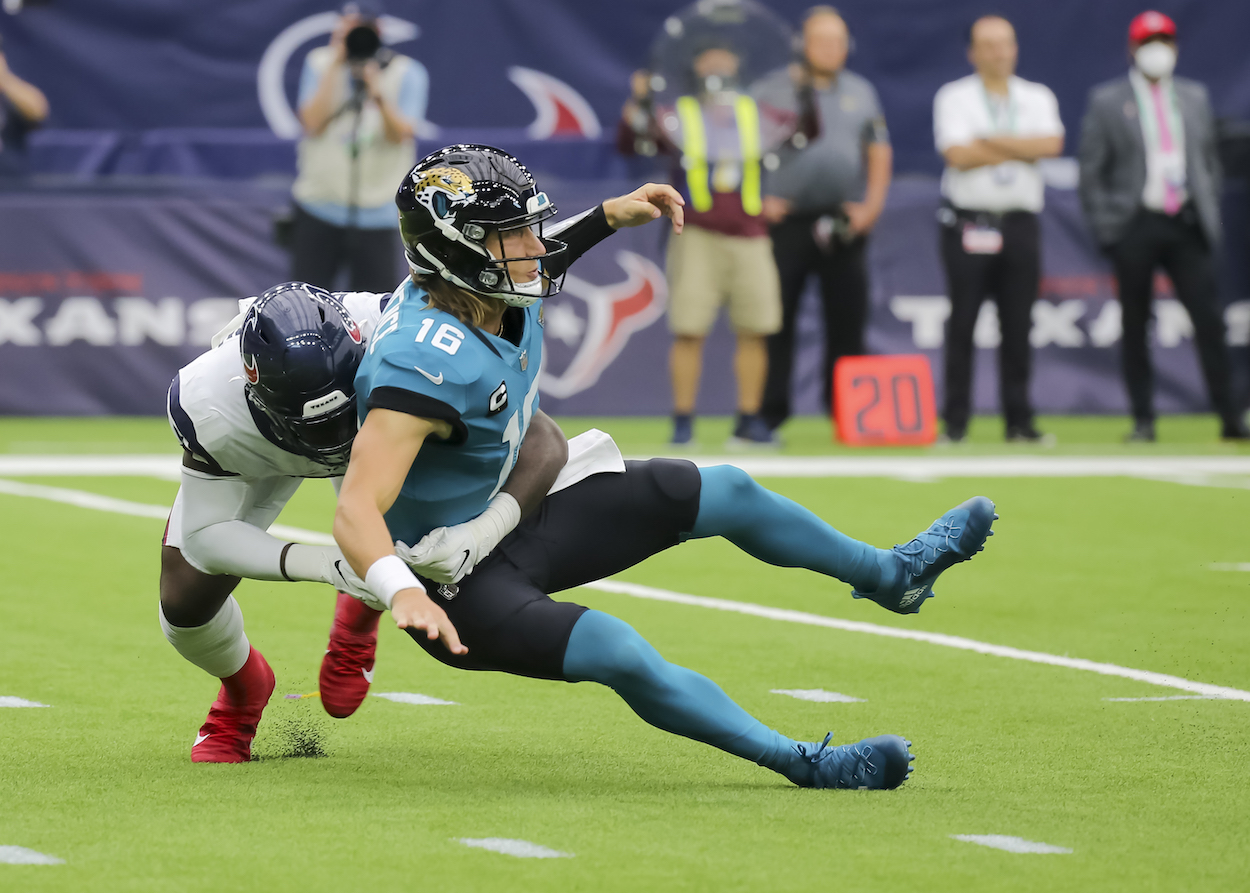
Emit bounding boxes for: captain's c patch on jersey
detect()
[488,381,508,415]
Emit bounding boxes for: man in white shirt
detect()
[933,15,1063,443]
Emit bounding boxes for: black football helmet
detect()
[396,144,568,308]
[239,282,365,470]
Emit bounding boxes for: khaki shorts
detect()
[666,224,782,336]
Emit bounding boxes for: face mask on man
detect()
[1135,41,1177,80]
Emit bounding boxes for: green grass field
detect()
[2,416,1248,891]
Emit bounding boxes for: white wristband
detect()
[365,554,425,611]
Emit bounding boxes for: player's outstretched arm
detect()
[175,463,376,604]
[602,183,685,234]
[399,410,568,584]
[335,409,467,655]
[543,184,684,279]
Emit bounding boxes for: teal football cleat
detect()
[791,732,915,790]
[852,496,997,614]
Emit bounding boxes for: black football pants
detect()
[939,210,1039,435]
[1109,208,1237,426]
[289,205,400,294]
[763,213,868,426]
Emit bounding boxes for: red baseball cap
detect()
[1128,11,1177,44]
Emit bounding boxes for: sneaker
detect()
[1221,420,1250,442]
[671,414,694,446]
[1005,425,1056,446]
[319,592,382,719]
[1125,420,1156,443]
[725,413,780,449]
[191,646,276,763]
[852,496,997,614]
[792,732,914,790]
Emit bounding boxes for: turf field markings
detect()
[1103,695,1218,702]
[951,835,1072,854]
[583,579,1250,702]
[455,838,572,858]
[0,478,335,546]
[8,453,1250,486]
[373,692,458,706]
[7,482,1249,704]
[0,846,65,865]
[0,696,50,708]
[0,454,182,479]
[1209,562,1250,572]
[771,689,865,703]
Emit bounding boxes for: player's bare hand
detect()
[603,183,685,234]
[391,587,467,655]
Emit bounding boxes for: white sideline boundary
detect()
[2,476,1248,703]
[582,580,1250,702]
[3,453,1250,485]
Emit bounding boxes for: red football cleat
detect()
[319,592,382,719]
[191,646,276,763]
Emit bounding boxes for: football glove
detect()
[396,492,521,584]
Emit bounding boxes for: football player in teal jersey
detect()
[335,145,996,790]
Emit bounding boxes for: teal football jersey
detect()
[355,279,544,546]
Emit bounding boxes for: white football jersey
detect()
[167,290,392,480]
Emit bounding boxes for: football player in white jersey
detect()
[161,282,570,763]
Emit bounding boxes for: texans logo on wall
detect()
[539,251,666,400]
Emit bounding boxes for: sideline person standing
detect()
[757,6,892,433]
[291,1,427,292]
[619,43,783,447]
[0,34,49,178]
[933,14,1063,444]
[1077,11,1248,442]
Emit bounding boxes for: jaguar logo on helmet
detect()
[242,352,260,384]
[411,166,476,219]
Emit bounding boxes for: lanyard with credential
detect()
[981,84,1016,134]
[981,84,1016,186]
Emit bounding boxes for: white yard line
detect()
[4,453,1250,484]
[455,838,572,858]
[582,580,1250,703]
[1209,563,1250,572]
[373,692,458,706]
[0,846,65,865]
[951,835,1072,854]
[0,696,50,708]
[3,478,1248,703]
[771,689,865,703]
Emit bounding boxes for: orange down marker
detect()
[833,354,938,446]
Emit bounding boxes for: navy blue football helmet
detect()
[239,282,365,470]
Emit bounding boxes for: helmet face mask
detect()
[239,283,365,471]
[397,145,569,309]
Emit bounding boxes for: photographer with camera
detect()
[0,33,50,178]
[290,1,427,292]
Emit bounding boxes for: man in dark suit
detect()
[1078,11,1248,442]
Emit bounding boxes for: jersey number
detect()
[414,319,464,356]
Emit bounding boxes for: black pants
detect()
[939,210,1040,434]
[289,205,399,293]
[763,213,868,426]
[406,459,703,680]
[1109,208,1236,425]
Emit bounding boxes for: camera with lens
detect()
[344,24,381,62]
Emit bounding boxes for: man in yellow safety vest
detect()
[619,43,783,447]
